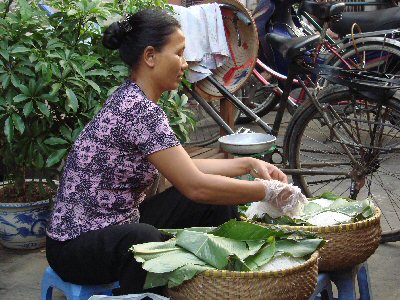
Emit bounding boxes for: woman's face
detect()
[153,28,188,92]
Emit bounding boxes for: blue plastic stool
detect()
[329,262,372,300]
[41,266,119,300]
[309,273,334,300]
[309,262,372,300]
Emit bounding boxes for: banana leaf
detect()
[244,239,276,270]
[176,230,250,269]
[144,264,213,289]
[275,239,324,258]
[211,219,289,240]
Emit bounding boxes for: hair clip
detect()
[118,15,133,33]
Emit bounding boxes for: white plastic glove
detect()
[245,179,308,219]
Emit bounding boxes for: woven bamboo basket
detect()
[262,207,382,272]
[166,251,319,300]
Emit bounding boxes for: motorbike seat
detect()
[331,7,400,37]
[302,1,346,22]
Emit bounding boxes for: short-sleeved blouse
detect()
[46,80,180,241]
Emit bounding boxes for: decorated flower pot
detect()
[0,180,54,250]
[0,199,50,249]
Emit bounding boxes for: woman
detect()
[45,8,300,295]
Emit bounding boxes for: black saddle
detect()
[266,33,320,60]
[331,7,400,37]
[301,1,346,22]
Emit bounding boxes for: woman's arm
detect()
[192,157,287,182]
[147,145,285,205]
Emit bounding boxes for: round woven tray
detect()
[265,207,382,272]
[166,251,319,300]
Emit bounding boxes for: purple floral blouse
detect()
[46,81,180,241]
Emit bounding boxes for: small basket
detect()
[195,0,259,100]
[262,207,382,272]
[166,251,319,300]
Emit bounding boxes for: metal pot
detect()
[218,133,276,155]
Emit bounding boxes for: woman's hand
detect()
[248,158,288,183]
[255,179,308,218]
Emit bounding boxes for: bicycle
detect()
[186,0,400,146]
[181,1,400,242]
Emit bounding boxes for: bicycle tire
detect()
[288,85,400,242]
[326,40,400,74]
[185,95,240,147]
[236,74,280,124]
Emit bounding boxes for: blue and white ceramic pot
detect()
[0,181,51,250]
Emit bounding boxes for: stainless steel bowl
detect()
[218,133,276,155]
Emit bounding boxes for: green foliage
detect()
[131,220,324,289]
[0,0,193,198]
[158,88,196,143]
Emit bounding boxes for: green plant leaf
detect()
[23,101,34,116]
[13,94,30,103]
[44,137,69,145]
[4,116,14,143]
[15,66,35,77]
[36,101,50,117]
[10,74,22,88]
[11,113,25,134]
[60,125,72,142]
[46,148,68,167]
[85,79,101,94]
[0,49,10,61]
[66,88,79,112]
[86,69,109,77]
[33,152,44,168]
[11,46,31,54]
[70,61,85,78]
[19,84,30,96]
[2,74,10,89]
[50,83,62,95]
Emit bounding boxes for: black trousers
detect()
[46,187,239,295]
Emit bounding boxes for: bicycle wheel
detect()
[327,41,400,74]
[185,95,240,147]
[288,86,400,241]
[236,74,280,124]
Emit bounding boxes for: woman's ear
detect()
[143,46,156,68]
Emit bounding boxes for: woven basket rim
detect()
[277,207,381,233]
[200,251,319,278]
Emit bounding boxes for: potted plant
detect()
[0,0,195,249]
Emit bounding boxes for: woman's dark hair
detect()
[102,9,181,68]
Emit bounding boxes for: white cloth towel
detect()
[171,4,230,82]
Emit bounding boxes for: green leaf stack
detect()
[131,220,324,289]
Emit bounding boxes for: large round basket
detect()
[195,0,259,100]
[263,208,382,272]
[166,251,319,300]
